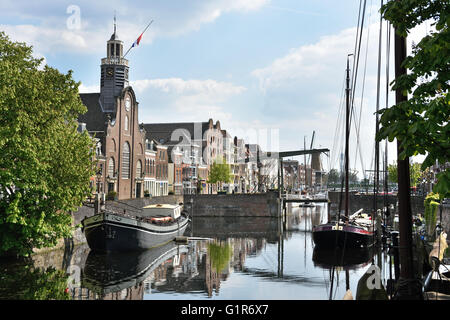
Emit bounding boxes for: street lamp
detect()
[96,169,102,195]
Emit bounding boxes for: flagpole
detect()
[123,20,154,58]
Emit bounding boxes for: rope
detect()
[329,70,346,173]
[350,0,368,123]
[373,0,384,217]
[353,0,373,174]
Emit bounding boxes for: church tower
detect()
[100,16,129,112]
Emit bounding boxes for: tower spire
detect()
[114,11,116,34]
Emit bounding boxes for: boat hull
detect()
[312,223,375,248]
[82,212,189,253]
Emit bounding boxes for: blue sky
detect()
[1,0,431,177]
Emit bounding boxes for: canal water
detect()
[0,203,393,300]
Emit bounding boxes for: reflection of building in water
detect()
[283,204,326,233]
[71,284,144,300]
[72,237,266,300]
[145,238,266,298]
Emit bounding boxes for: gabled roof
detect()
[142,121,213,146]
[78,93,110,133]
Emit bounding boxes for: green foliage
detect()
[0,262,70,300]
[327,169,340,184]
[387,161,423,186]
[424,192,440,236]
[207,157,233,187]
[388,163,398,184]
[0,32,96,257]
[207,241,232,273]
[377,0,450,199]
[106,191,117,201]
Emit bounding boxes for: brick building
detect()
[78,27,146,200]
[142,119,223,194]
[143,139,157,197]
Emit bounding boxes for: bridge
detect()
[265,148,329,201]
[282,194,329,203]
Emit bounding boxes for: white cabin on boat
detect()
[142,204,182,219]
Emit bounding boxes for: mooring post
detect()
[94,193,100,214]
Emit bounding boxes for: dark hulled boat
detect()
[81,204,189,252]
[312,221,374,249]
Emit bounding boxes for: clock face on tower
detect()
[125,97,131,111]
[106,67,114,78]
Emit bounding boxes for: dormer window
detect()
[96,141,102,156]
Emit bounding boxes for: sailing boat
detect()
[312,55,375,249]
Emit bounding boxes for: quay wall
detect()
[328,191,425,215]
[183,192,280,218]
[189,216,280,243]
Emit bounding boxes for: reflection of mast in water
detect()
[277,226,284,278]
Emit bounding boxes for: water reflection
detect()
[0,261,71,300]
[312,247,373,270]
[0,203,394,300]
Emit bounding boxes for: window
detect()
[116,43,120,56]
[124,115,129,131]
[109,157,115,177]
[96,142,102,156]
[122,142,130,179]
[136,160,142,178]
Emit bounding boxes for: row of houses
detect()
[78,27,281,200]
[282,160,324,194]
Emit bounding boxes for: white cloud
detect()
[78,83,100,93]
[0,24,104,54]
[249,19,396,175]
[251,26,356,93]
[131,78,246,97]
[131,77,246,124]
[0,0,269,55]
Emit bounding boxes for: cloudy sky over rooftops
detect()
[1,0,432,176]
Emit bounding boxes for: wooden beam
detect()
[262,148,329,159]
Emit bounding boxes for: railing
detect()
[101,57,129,66]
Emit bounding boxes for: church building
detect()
[78,24,146,200]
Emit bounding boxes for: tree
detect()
[0,32,96,257]
[377,0,450,199]
[207,241,232,273]
[349,169,359,184]
[387,161,423,187]
[388,163,398,185]
[207,157,233,191]
[327,169,340,184]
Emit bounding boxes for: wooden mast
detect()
[345,54,352,220]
